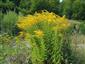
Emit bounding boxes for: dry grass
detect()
[70,33,85,64]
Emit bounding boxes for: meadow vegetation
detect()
[0,0,85,64]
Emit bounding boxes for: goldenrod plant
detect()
[17,10,70,64]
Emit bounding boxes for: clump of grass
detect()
[0,33,31,64]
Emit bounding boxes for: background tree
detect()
[0,0,60,15]
[61,0,75,19]
[72,0,85,20]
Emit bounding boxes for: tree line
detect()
[0,0,85,20]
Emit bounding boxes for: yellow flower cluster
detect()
[34,30,44,38]
[17,11,70,38]
[17,10,70,30]
[16,31,30,40]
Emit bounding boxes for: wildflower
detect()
[19,31,24,36]
[17,10,70,31]
[34,30,44,38]
[18,31,30,40]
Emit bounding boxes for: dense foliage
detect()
[0,0,85,64]
[17,11,70,64]
[62,0,85,20]
[0,0,85,20]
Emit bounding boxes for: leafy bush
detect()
[1,11,18,35]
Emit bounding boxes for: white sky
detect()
[60,0,63,2]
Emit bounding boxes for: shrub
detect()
[1,11,18,35]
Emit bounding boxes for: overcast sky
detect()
[60,0,63,2]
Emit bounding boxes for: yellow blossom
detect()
[34,30,44,38]
[17,10,70,31]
